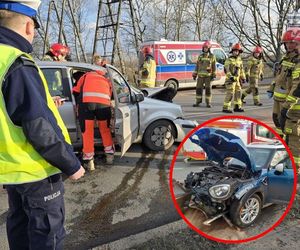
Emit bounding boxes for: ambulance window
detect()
[42,68,64,97]
[186,50,201,64]
[109,69,131,103]
[213,49,226,64]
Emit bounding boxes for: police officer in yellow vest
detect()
[0,1,85,249]
[278,26,300,174]
[139,46,156,88]
[192,41,216,108]
[222,43,246,113]
[268,28,298,137]
[242,46,264,106]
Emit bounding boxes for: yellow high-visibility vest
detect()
[0,44,71,184]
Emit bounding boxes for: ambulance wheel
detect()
[165,80,178,94]
[143,120,175,151]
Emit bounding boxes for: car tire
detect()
[143,120,176,151]
[165,80,178,95]
[229,193,262,228]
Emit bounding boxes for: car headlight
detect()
[209,184,231,199]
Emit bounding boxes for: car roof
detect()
[36,60,108,72]
[247,141,284,149]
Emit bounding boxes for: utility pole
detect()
[58,0,66,44]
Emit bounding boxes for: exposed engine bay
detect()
[184,161,252,216]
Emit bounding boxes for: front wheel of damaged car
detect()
[230,193,262,228]
[143,120,176,151]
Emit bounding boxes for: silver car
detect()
[37,61,197,155]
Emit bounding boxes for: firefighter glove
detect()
[246,75,249,83]
[229,76,235,82]
[241,79,246,84]
[267,91,273,99]
[280,108,288,132]
[260,74,264,81]
[192,72,197,80]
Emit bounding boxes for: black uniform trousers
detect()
[5,174,65,250]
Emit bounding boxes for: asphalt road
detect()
[174,85,273,126]
[0,86,280,250]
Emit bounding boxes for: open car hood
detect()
[190,128,257,173]
[141,87,176,102]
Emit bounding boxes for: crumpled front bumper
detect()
[174,118,198,142]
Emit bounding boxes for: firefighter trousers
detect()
[196,76,212,105]
[242,78,260,104]
[286,134,300,173]
[5,174,65,250]
[272,100,284,136]
[78,104,113,156]
[223,81,242,111]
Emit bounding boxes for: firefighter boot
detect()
[222,109,233,113]
[241,93,246,104]
[83,159,95,171]
[104,146,115,165]
[233,105,244,112]
[83,153,95,171]
[106,154,114,165]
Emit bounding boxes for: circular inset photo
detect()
[170,116,297,243]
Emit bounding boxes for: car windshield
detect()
[247,147,274,169]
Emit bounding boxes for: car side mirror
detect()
[135,93,144,103]
[274,163,284,174]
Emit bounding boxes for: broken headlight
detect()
[209,184,231,199]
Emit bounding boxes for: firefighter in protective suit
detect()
[43,43,70,62]
[73,70,115,170]
[222,43,246,113]
[279,26,300,173]
[139,46,156,88]
[242,46,264,106]
[268,28,299,137]
[192,41,216,108]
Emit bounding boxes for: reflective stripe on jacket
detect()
[140,56,156,88]
[73,70,112,106]
[193,52,216,77]
[247,56,264,78]
[224,56,245,82]
[0,44,71,184]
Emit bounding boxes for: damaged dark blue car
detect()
[184,128,294,228]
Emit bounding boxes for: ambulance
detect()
[140,40,227,91]
[183,120,277,161]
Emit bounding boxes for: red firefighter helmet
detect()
[202,41,212,49]
[49,43,69,57]
[142,46,152,55]
[253,46,263,54]
[230,43,243,53]
[281,27,300,43]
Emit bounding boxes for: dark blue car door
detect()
[265,158,294,204]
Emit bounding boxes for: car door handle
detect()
[124,113,129,118]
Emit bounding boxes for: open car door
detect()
[266,156,294,204]
[107,67,139,156]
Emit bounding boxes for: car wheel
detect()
[165,80,178,94]
[143,120,176,151]
[229,193,262,228]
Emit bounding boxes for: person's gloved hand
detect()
[267,91,273,99]
[210,75,216,81]
[260,74,264,81]
[280,108,288,132]
[229,76,235,82]
[246,75,249,83]
[241,79,246,84]
[192,72,197,80]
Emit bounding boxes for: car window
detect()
[248,148,273,169]
[42,68,64,96]
[108,68,131,103]
[270,149,288,167]
[212,48,226,64]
